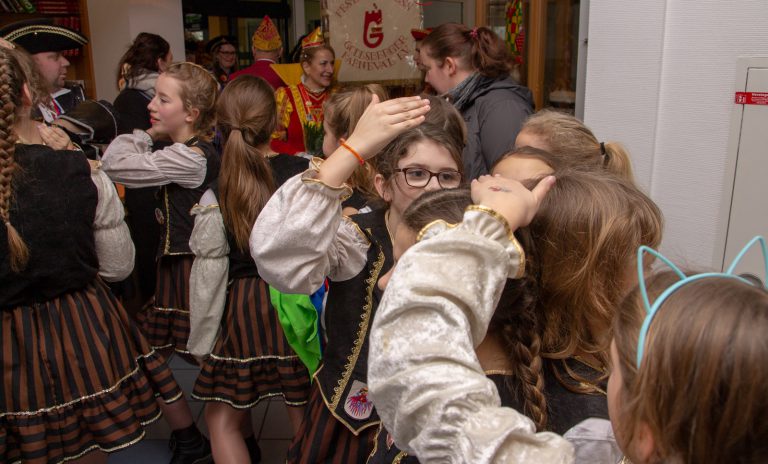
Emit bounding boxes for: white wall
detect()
[87,0,185,102]
[583,0,768,269]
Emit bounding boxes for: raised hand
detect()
[343,95,430,160]
[38,124,75,150]
[471,174,555,231]
[317,95,430,187]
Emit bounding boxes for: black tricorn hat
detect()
[206,35,238,54]
[0,18,88,55]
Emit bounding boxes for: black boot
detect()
[169,424,213,464]
[244,434,262,463]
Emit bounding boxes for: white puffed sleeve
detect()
[368,206,574,464]
[250,161,370,294]
[102,130,207,188]
[187,189,230,359]
[91,166,134,282]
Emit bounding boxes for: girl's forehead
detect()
[399,139,458,169]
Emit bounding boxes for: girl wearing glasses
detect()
[251,96,463,463]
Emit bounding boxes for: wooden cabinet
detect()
[1,0,96,98]
[476,0,580,112]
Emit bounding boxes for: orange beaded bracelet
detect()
[339,138,365,165]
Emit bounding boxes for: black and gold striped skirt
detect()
[0,278,183,464]
[192,276,311,408]
[139,254,193,355]
[287,382,377,464]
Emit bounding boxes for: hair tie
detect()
[599,141,606,155]
[469,27,479,39]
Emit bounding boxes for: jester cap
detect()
[301,27,324,50]
[252,16,282,51]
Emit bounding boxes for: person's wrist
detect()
[343,134,376,161]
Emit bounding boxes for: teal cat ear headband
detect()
[636,236,768,368]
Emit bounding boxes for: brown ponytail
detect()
[216,76,276,251]
[421,23,513,79]
[0,47,29,272]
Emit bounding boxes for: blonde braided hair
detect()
[0,47,29,272]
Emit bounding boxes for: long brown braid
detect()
[0,47,29,272]
[491,228,548,431]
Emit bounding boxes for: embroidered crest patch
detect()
[344,380,374,420]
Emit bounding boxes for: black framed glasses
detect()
[393,167,463,189]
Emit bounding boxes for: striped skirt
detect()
[139,255,193,355]
[0,279,183,464]
[287,382,376,464]
[192,276,311,408]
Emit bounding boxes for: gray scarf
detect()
[445,72,495,112]
[125,72,158,98]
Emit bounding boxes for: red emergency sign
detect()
[735,92,768,105]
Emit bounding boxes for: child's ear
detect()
[185,107,200,125]
[374,173,392,202]
[21,83,33,106]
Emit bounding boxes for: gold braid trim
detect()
[330,242,385,410]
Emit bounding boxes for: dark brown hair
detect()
[373,122,464,192]
[421,23,513,79]
[422,93,467,150]
[530,169,663,383]
[520,109,634,181]
[117,32,170,85]
[216,75,276,251]
[614,271,768,463]
[164,62,219,133]
[0,47,30,272]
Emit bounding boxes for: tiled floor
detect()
[108,354,293,464]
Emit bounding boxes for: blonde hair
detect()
[521,109,634,181]
[614,272,768,463]
[530,169,662,379]
[324,84,388,199]
[216,76,275,251]
[163,62,219,133]
[0,47,30,272]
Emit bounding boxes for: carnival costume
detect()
[271,28,329,155]
[1,19,89,122]
[251,160,391,462]
[0,147,183,463]
[229,16,285,90]
[189,154,311,408]
[102,131,221,357]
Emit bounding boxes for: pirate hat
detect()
[301,27,324,50]
[252,16,282,51]
[206,35,238,54]
[410,28,433,41]
[0,18,87,55]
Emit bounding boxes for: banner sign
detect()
[324,0,422,83]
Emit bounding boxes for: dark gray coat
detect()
[456,76,534,180]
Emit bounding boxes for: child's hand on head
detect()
[344,95,430,160]
[471,174,555,231]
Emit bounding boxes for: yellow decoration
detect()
[270,61,342,87]
[251,16,282,51]
[301,27,324,49]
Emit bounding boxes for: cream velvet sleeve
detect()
[188,190,230,359]
[250,162,370,294]
[368,208,574,464]
[91,166,134,282]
